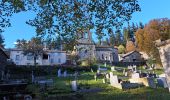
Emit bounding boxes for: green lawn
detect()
[28,69,170,100]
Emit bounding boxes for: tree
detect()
[115,30,122,46]
[21,37,44,66]
[126,40,136,52]
[15,39,27,49]
[0,0,140,51]
[135,18,170,64]
[118,45,125,54]
[26,0,140,50]
[0,33,5,48]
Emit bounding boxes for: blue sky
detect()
[3,0,170,48]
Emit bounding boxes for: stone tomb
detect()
[109,72,141,89]
[131,73,140,79]
[129,77,156,88]
[157,77,168,88]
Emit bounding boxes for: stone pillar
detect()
[156,39,170,92]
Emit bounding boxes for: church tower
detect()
[76,30,96,60]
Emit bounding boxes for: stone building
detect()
[155,39,170,92]
[120,50,144,62]
[75,31,119,63]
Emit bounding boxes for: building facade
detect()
[9,49,66,65]
[75,31,119,62]
[120,51,144,62]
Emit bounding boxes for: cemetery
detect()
[1,64,170,100]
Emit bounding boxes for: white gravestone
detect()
[132,73,140,79]
[58,69,61,77]
[110,72,119,85]
[64,71,67,77]
[106,74,110,79]
[71,81,77,91]
[111,67,116,71]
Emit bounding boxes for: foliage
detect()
[118,45,125,54]
[21,37,44,66]
[25,0,140,50]
[135,18,170,64]
[15,39,27,49]
[0,33,5,48]
[126,40,136,52]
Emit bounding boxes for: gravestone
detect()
[58,69,61,77]
[103,78,106,83]
[64,70,67,77]
[106,74,110,79]
[147,78,156,88]
[104,62,107,67]
[94,75,97,81]
[71,81,77,91]
[133,65,137,72]
[124,72,128,77]
[157,77,168,88]
[111,67,116,71]
[131,73,140,79]
[109,72,119,85]
[123,68,125,75]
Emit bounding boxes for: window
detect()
[50,59,54,63]
[15,55,20,61]
[27,55,33,60]
[58,58,61,63]
[43,54,48,59]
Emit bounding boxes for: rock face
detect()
[155,39,170,92]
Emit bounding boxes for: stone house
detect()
[9,48,66,65]
[120,51,144,62]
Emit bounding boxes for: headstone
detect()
[131,73,140,79]
[133,65,137,72]
[64,70,67,77]
[104,62,107,67]
[103,78,106,83]
[124,72,128,77]
[157,77,168,88]
[111,67,116,71]
[147,78,156,88]
[94,75,97,81]
[91,68,94,72]
[123,68,126,74]
[110,72,119,85]
[71,81,77,91]
[106,74,110,79]
[58,69,61,77]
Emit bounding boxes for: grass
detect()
[28,66,169,100]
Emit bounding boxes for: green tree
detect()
[135,18,170,64]
[0,33,5,48]
[118,45,125,54]
[21,37,44,66]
